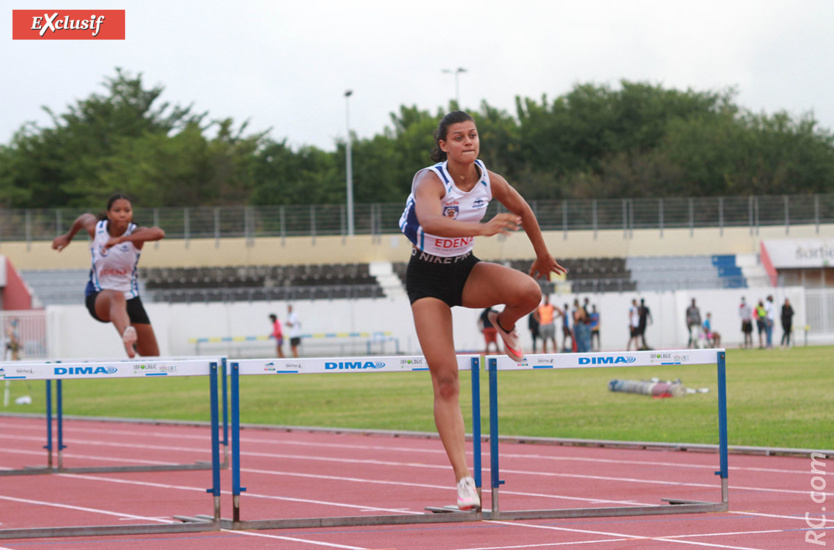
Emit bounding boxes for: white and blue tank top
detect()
[85,219,141,299]
[399,159,492,257]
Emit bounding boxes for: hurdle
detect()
[0,356,230,475]
[481,348,729,520]
[214,354,486,530]
[0,357,223,539]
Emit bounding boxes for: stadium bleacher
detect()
[20,255,768,307]
[139,264,384,303]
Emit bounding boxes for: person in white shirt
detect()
[399,111,566,511]
[764,295,776,348]
[626,299,641,351]
[286,305,301,358]
[739,297,753,349]
[52,194,165,358]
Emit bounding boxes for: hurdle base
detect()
[215,510,483,531]
[425,505,479,514]
[173,515,216,524]
[55,461,213,474]
[0,519,216,540]
[481,500,728,521]
[0,465,53,477]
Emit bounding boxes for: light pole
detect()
[344,90,354,237]
[442,67,467,106]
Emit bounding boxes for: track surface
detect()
[0,416,829,549]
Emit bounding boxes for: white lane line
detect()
[0,447,182,466]
[2,438,824,504]
[237,451,832,498]
[0,495,176,524]
[2,468,817,549]
[221,529,370,549]
[0,426,818,477]
[0,433,208,455]
[477,520,771,550]
[243,468,656,507]
[0,427,819,486]
[57,473,426,515]
[2,441,823,502]
[55,470,834,525]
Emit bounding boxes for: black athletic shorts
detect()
[406,247,480,307]
[85,292,152,325]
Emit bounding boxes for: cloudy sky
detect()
[3,0,833,151]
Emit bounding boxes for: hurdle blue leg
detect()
[44,380,53,470]
[207,361,222,522]
[470,357,482,497]
[488,357,504,516]
[222,357,229,467]
[57,380,65,470]
[717,351,729,505]
[230,361,246,525]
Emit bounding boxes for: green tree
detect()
[0,69,203,208]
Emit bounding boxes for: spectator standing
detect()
[573,298,590,352]
[739,297,753,349]
[686,299,702,348]
[755,300,767,349]
[703,312,721,347]
[528,309,541,353]
[562,302,574,352]
[638,298,653,350]
[479,307,500,354]
[764,295,776,349]
[268,314,285,358]
[286,305,302,358]
[627,299,641,351]
[589,305,601,352]
[5,319,21,361]
[537,295,561,353]
[780,298,795,348]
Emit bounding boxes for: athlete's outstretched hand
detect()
[529,255,568,281]
[481,213,521,237]
[52,235,71,252]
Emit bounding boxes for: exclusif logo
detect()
[12,10,126,40]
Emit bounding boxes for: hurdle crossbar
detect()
[223,354,484,530]
[481,348,729,520]
[0,357,223,539]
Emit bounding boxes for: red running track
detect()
[0,416,830,549]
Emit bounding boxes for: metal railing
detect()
[1,194,831,245]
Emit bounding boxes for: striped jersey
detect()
[399,159,492,257]
[85,219,141,299]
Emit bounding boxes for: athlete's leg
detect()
[94,290,135,357]
[411,297,471,482]
[133,324,160,356]
[461,263,541,330]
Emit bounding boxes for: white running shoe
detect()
[456,476,481,511]
[488,311,524,362]
[122,326,137,358]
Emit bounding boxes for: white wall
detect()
[44,286,808,360]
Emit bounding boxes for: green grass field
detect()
[2,346,831,450]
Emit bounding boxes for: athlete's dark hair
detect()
[430,111,475,162]
[98,193,132,221]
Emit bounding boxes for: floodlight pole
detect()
[344,90,355,237]
[442,67,467,106]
